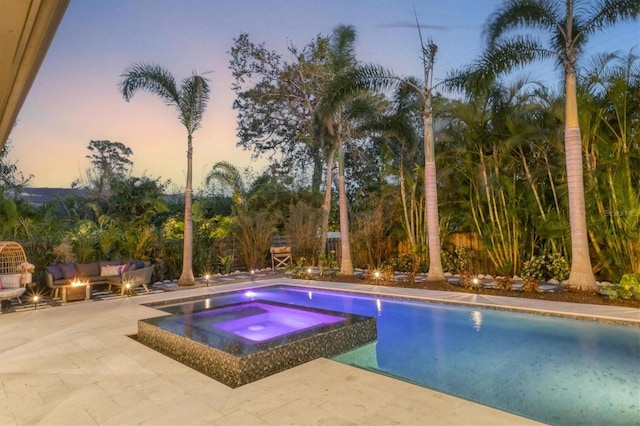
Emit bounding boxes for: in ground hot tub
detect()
[137,299,376,387]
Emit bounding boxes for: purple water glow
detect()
[194,302,345,342]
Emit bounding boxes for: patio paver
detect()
[5,276,634,425]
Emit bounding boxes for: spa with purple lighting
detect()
[137,297,376,388]
[208,301,345,342]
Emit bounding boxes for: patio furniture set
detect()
[45,260,155,301]
[0,241,155,308]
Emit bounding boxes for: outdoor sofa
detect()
[45,260,154,298]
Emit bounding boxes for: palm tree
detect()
[316,24,360,275]
[119,63,210,286]
[474,0,638,291]
[326,41,446,281]
[205,161,247,212]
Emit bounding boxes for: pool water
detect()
[162,301,345,343]
[208,302,345,342]
[184,285,639,426]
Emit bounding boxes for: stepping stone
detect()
[539,284,557,292]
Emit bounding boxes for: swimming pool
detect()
[147,285,639,425]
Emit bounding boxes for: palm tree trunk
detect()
[311,149,324,197]
[565,72,596,290]
[179,133,195,285]
[337,133,353,275]
[318,145,336,263]
[423,96,444,282]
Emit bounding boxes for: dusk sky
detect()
[8,0,639,190]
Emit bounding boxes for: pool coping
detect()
[180,278,639,327]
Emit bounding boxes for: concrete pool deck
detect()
[1,277,638,425]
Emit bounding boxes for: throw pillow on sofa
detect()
[46,264,64,280]
[100,265,121,276]
[60,263,77,280]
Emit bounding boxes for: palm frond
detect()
[477,36,557,79]
[179,74,211,134]
[483,0,560,47]
[119,63,180,105]
[583,0,640,37]
[329,24,357,73]
[205,161,246,203]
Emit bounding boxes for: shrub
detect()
[217,255,233,275]
[521,256,547,282]
[289,257,313,279]
[284,201,322,265]
[234,209,279,270]
[441,247,475,274]
[351,202,396,269]
[383,253,418,273]
[521,253,570,283]
[318,252,338,277]
[605,273,640,300]
[53,239,76,263]
[547,253,570,282]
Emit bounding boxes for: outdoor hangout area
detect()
[0,235,638,424]
[1,0,639,425]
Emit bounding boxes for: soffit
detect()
[0,0,69,151]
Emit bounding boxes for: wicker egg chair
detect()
[0,241,28,274]
[0,241,28,304]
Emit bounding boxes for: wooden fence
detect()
[443,232,492,274]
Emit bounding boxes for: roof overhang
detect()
[0,0,69,151]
